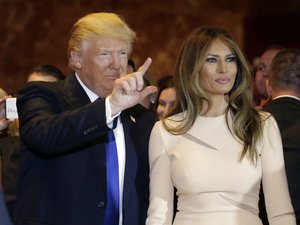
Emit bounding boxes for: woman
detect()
[146,27,296,225]
[156,76,176,119]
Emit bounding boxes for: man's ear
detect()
[70,50,82,69]
[265,79,273,98]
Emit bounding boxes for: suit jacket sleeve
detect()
[17,82,111,157]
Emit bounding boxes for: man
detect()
[0,64,65,220]
[26,64,65,82]
[252,45,285,108]
[263,48,300,225]
[14,13,157,225]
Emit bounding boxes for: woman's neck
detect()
[201,95,229,117]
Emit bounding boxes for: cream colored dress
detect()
[146,112,296,225]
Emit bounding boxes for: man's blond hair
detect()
[68,12,136,69]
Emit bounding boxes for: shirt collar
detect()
[75,73,98,103]
[273,95,300,101]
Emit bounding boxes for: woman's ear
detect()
[70,50,82,69]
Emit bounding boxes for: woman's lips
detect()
[215,77,230,84]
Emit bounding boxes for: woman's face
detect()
[156,87,176,119]
[200,39,237,98]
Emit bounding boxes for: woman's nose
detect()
[217,60,227,74]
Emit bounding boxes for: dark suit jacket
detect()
[263,97,300,224]
[0,136,20,220]
[0,189,13,225]
[14,75,157,225]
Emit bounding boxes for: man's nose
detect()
[262,67,270,78]
[111,54,121,70]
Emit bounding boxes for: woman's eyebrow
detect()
[207,53,236,57]
[207,54,218,57]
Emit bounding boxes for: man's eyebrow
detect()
[98,48,113,51]
[98,48,129,52]
[258,62,266,66]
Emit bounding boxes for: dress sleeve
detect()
[260,115,296,225]
[146,122,174,225]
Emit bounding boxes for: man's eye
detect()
[257,64,266,71]
[119,51,128,57]
[100,52,110,56]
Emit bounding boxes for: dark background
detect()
[0,0,299,94]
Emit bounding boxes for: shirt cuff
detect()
[105,97,120,128]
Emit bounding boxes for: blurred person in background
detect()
[0,64,65,220]
[262,48,300,225]
[252,45,285,109]
[0,87,16,223]
[26,64,65,82]
[156,75,176,119]
[0,88,12,136]
[127,58,136,74]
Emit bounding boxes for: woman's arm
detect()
[261,115,296,225]
[146,122,174,225]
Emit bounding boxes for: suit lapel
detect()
[60,74,107,174]
[62,74,91,108]
[120,110,138,210]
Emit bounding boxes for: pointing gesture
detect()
[109,57,157,115]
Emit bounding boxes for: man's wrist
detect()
[106,96,121,121]
[107,95,122,116]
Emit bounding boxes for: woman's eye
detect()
[158,101,166,107]
[226,56,236,62]
[206,57,216,63]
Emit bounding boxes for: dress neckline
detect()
[198,114,226,119]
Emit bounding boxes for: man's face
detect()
[72,37,130,98]
[255,49,280,98]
